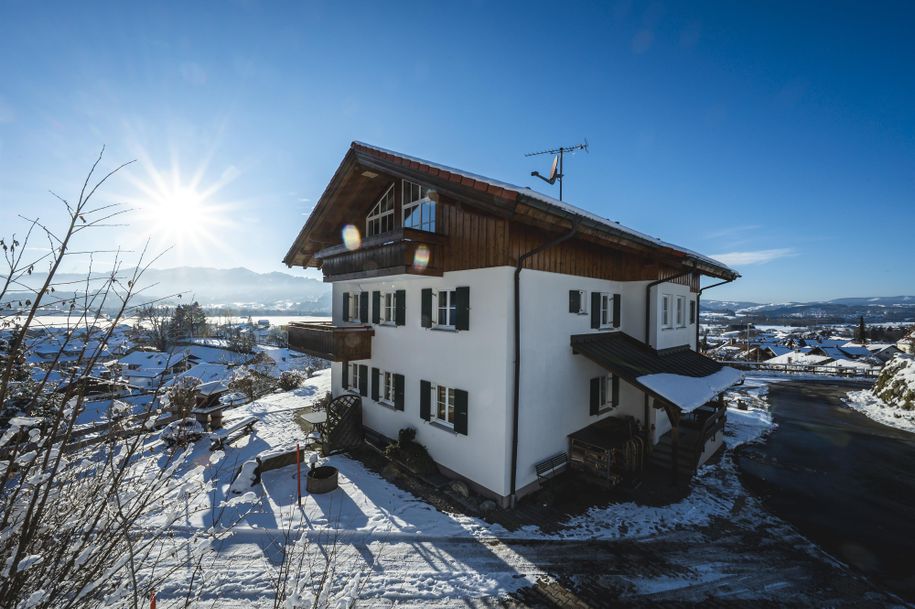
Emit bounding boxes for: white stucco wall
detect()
[648,282,698,351]
[513,269,651,494]
[330,267,514,498]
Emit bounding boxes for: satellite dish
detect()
[548,155,559,181]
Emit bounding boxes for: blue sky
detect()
[0,1,913,302]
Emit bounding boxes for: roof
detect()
[119,350,189,371]
[570,332,742,411]
[765,351,832,366]
[283,141,738,281]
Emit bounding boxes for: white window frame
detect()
[402,179,435,233]
[348,292,361,322]
[366,184,396,237]
[348,362,361,392]
[597,374,612,412]
[381,292,396,325]
[434,289,457,329]
[661,295,672,329]
[432,383,456,427]
[676,296,686,328]
[599,292,612,328]
[381,370,396,405]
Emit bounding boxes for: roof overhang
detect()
[571,331,743,412]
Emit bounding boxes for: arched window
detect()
[366,183,395,237]
[402,179,435,233]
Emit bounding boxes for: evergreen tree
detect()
[170,301,207,339]
[857,316,867,344]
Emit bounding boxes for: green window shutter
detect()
[453,389,468,435]
[342,293,350,322]
[569,290,580,313]
[591,292,601,329]
[612,374,620,406]
[371,367,380,401]
[342,361,349,388]
[419,380,431,420]
[359,292,369,323]
[372,291,381,324]
[612,293,621,328]
[455,287,470,331]
[421,289,433,328]
[589,377,600,415]
[359,364,368,397]
[393,373,405,410]
[395,289,406,326]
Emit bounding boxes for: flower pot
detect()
[306,465,339,494]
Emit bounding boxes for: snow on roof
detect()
[637,367,743,412]
[765,351,832,366]
[166,363,232,386]
[119,350,188,370]
[170,345,253,366]
[352,141,737,278]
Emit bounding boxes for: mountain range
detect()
[703,296,915,323]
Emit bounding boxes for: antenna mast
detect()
[525,139,589,201]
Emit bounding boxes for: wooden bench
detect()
[210,416,258,451]
[535,452,568,486]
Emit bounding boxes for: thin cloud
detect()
[711,248,796,266]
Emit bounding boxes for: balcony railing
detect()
[315,228,445,281]
[287,322,374,362]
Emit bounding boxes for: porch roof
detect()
[570,331,742,412]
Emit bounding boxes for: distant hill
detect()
[703,296,915,324]
[9,266,332,314]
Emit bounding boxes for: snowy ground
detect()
[843,390,915,433]
[124,369,798,608]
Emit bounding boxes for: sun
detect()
[147,185,210,242]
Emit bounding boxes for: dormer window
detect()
[366,183,396,237]
[402,179,435,233]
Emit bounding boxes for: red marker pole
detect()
[150,589,156,609]
[296,442,302,506]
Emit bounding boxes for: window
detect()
[382,371,396,404]
[348,363,361,392]
[402,179,435,232]
[689,300,696,325]
[434,384,456,426]
[569,289,587,314]
[661,295,672,328]
[436,290,457,328]
[597,375,611,410]
[348,292,361,322]
[590,374,620,415]
[599,293,612,328]
[676,296,686,327]
[366,184,396,237]
[382,292,396,324]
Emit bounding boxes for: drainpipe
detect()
[509,219,581,505]
[644,270,694,346]
[696,277,736,351]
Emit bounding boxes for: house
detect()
[282,141,742,506]
[117,350,190,389]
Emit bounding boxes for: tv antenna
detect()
[525,139,589,201]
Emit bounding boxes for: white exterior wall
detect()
[514,270,650,494]
[648,282,698,351]
[330,267,514,498]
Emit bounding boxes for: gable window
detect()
[366,184,396,237]
[661,295,672,328]
[676,296,686,327]
[402,179,435,233]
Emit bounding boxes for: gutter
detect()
[509,218,581,504]
[695,277,737,350]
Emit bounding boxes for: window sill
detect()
[431,326,458,333]
[427,420,457,434]
[376,400,399,411]
[377,321,397,328]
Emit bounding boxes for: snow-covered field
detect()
[129,370,779,607]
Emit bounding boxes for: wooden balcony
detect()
[315,228,445,282]
[287,322,374,362]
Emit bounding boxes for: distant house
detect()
[282,141,742,506]
[764,351,833,367]
[118,350,190,389]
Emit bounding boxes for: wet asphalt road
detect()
[737,381,915,602]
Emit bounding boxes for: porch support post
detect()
[666,403,681,485]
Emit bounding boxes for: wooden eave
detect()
[283,142,738,282]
